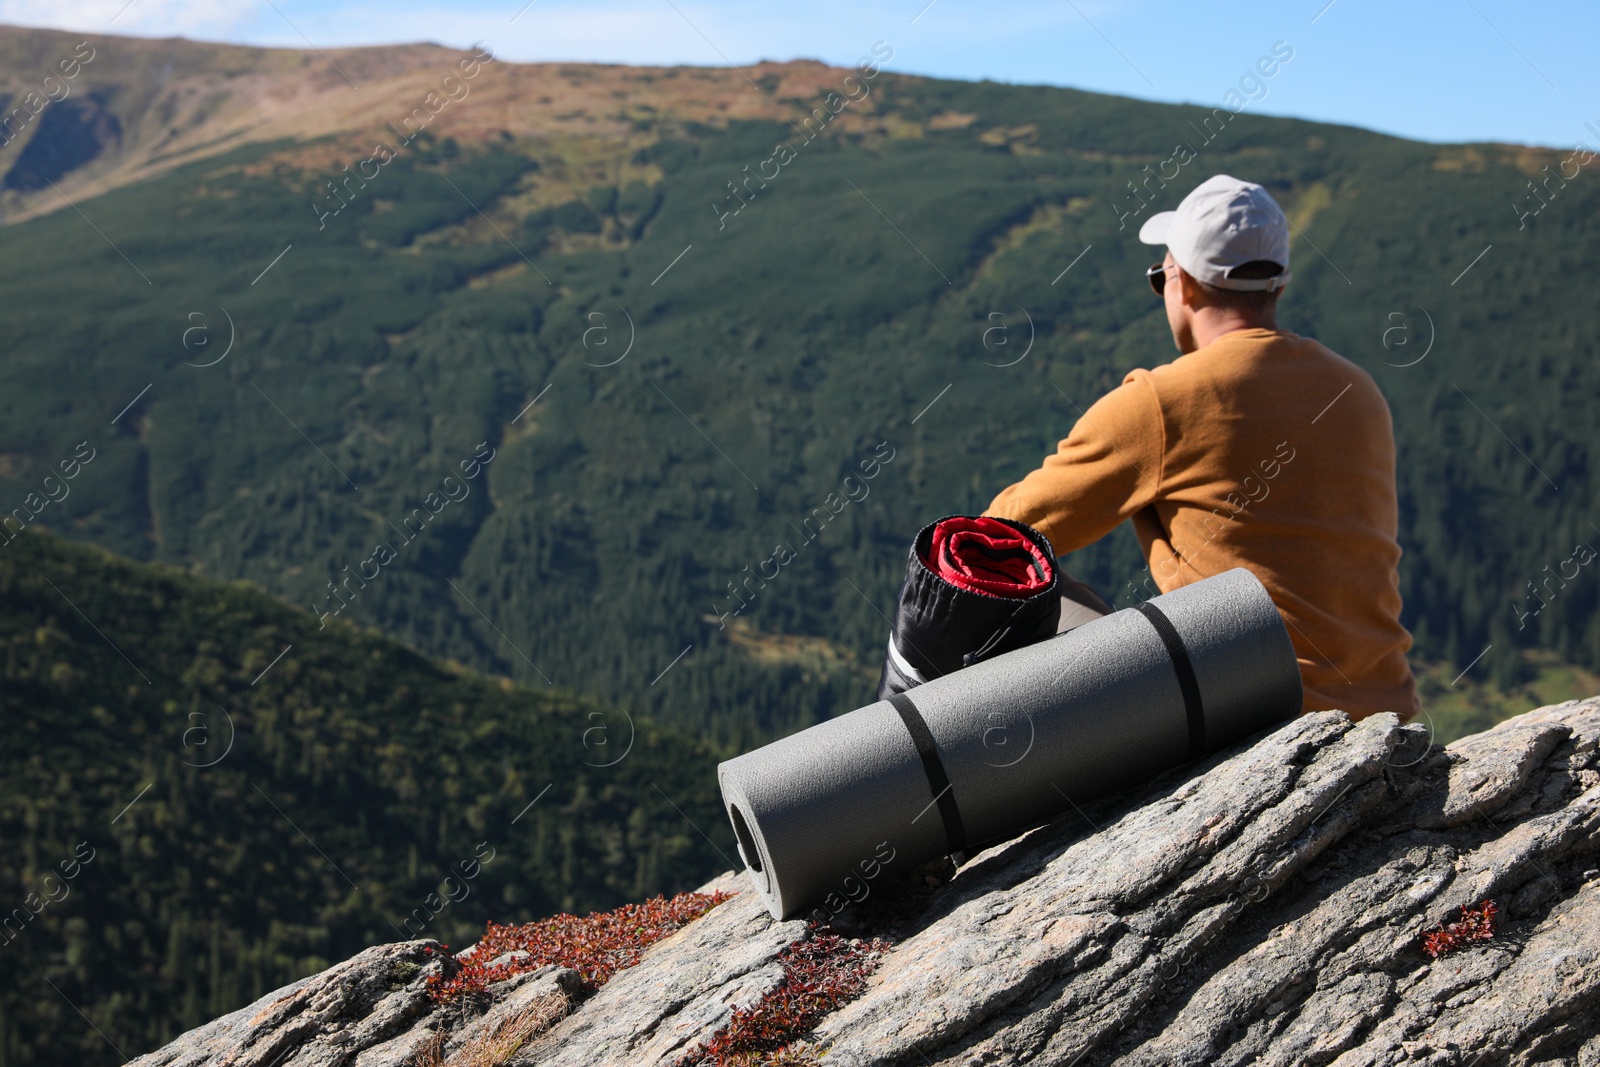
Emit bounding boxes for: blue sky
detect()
[4,0,1598,149]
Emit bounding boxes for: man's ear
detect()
[1175,265,1203,309]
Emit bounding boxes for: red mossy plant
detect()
[426,890,732,1003]
[675,924,892,1067]
[1420,899,1498,959]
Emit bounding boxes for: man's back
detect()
[986,327,1418,720]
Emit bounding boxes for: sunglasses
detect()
[1146,261,1171,296]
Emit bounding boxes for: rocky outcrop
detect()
[129,697,1600,1066]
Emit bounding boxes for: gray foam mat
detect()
[717,567,1303,919]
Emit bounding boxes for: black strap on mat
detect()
[1136,601,1206,761]
[887,691,968,856]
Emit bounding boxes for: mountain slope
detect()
[0,24,902,225]
[0,27,1596,753]
[0,530,728,1066]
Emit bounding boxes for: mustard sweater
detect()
[985,327,1419,721]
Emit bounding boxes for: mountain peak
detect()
[0,22,891,225]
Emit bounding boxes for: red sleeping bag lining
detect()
[922,516,1054,599]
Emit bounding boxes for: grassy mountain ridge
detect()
[0,530,727,1066]
[0,23,908,227]
[0,23,450,219]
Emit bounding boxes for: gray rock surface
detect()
[128,697,1600,1067]
[126,940,442,1067]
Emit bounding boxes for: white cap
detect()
[1139,175,1291,292]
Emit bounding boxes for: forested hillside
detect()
[0,531,725,1066]
[0,31,1593,767]
[0,29,1595,803]
[3,22,1599,1067]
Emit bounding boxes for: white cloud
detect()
[212,1,881,65]
[0,0,1122,78]
[18,0,1094,70]
[0,0,263,41]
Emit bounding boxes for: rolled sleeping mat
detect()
[719,567,1302,920]
[876,515,1061,700]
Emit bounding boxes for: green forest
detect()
[1,42,1598,1066]
[2,69,1595,748]
[0,532,727,1064]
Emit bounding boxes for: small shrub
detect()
[675,924,892,1067]
[1420,899,1498,958]
[426,891,732,1002]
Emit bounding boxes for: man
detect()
[985,174,1418,721]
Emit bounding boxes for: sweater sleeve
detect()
[983,372,1165,557]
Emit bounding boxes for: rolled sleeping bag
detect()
[719,567,1302,920]
[876,515,1061,700]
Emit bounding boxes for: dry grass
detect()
[408,992,570,1067]
[1416,648,1600,745]
[1,17,910,227]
